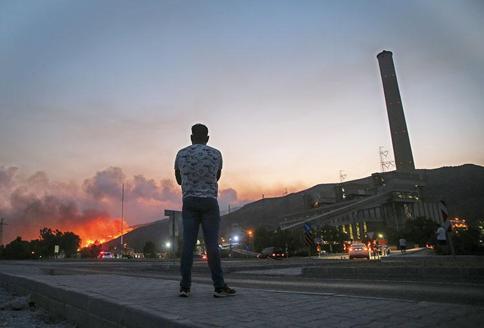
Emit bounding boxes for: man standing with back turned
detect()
[175,124,236,298]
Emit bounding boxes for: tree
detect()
[252,226,305,255]
[60,232,81,258]
[272,228,305,255]
[37,228,60,258]
[320,225,347,253]
[36,228,80,258]
[3,237,32,259]
[452,226,480,254]
[79,244,102,258]
[403,217,439,246]
[253,226,273,252]
[143,241,157,258]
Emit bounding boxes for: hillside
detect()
[419,164,484,223]
[104,219,171,251]
[108,164,484,251]
[220,164,484,233]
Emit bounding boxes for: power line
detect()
[379,146,395,172]
[339,170,347,183]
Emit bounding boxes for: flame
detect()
[65,216,133,247]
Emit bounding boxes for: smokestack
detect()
[377,50,415,172]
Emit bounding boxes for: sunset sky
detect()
[1,1,483,240]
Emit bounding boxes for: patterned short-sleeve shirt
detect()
[175,144,222,199]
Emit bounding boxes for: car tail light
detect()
[272,253,276,257]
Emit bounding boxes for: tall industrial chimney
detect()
[377,50,415,172]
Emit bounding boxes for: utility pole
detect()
[120,184,124,255]
[0,218,6,247]
[339,170,347,183]
[379,146,395,172]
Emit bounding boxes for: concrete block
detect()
[88,313,121,328]
[56,288,90,311]
[120,304,197,328]
[87,295,125,325]
[64,303,90,328]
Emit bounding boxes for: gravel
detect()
[0,287,75,328]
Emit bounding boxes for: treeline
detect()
[384,217,482,254]
[0,228,81,260]
[251,217,482,256]
[251,225,351,255]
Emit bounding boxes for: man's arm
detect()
[175,169,182,186]
[174,152,182,185]
[217,151,223,181]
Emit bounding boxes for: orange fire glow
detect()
[65,216,133,247]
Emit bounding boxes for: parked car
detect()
[348,242,370,260]
[257,247,287,259]
[98,251,114,259]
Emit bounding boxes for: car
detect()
[98,251,114,259]
[377,244,391,256]
[348,242,370,260]
[257,247,287,259]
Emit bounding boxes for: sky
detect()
[1,1,483,240]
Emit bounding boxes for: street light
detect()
[233,235,239,243]
[165,241,171,248]
[247,229,254,251]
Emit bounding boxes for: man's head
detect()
[191,123,209,144]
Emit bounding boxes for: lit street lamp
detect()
[247,229,254,251]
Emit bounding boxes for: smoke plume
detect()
[0,166,253,245]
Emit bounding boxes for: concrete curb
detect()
[302,266,484,283]
[0,272,200,328]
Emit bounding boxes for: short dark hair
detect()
[191,124,208,138]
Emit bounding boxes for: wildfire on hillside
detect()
[67,216,133,247]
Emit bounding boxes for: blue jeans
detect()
[180,196,225,289]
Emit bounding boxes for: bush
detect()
[79,244,102,258]
[3,237,32,259]
[143,241,157,258]
[452,227,480,254]
[403,217,439,246]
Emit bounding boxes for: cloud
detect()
[83,167,125,200]
[0,165,290,245]
[0,166,18,190]
[0,166,184,244]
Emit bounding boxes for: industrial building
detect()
[279,51,447,239]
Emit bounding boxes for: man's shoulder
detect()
[177,144,221,158]
[204,145,222,156]
[177,145,194,155]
